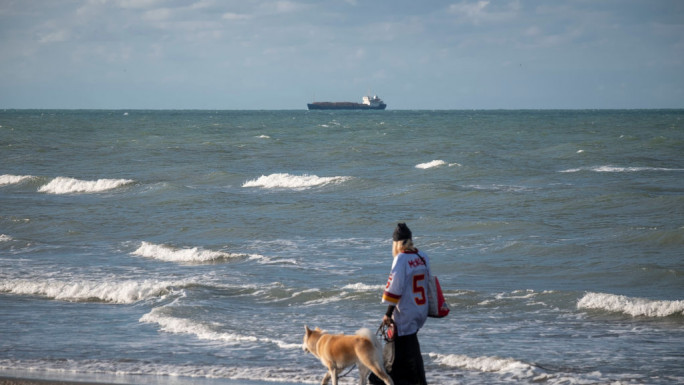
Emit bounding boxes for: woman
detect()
[370,223,429,385]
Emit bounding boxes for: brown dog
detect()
[303,326,393,385]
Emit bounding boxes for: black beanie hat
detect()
[393,223,412,241]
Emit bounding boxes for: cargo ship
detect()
[307,95,387,110]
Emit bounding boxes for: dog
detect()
[303,326,393,385]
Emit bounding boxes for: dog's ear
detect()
[305,325,310,335]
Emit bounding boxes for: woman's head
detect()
[392,223,416,256]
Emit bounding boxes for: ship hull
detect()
[307,103,387,110]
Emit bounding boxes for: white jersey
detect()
[382,250,429,336]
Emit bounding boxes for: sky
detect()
[1,0,683,110]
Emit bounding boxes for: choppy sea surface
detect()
[1,109,683,385]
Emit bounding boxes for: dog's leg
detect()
[320,371,331,385]
[357,364,370,385]
[330,367,339,385]
[361,361,393,385]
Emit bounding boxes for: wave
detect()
[560,166,684,173]
[242,173,351,190]
[0,174,35,186]
[577,292,684,317]
[429,353,547,380]
[415,160,461,169]
[0,278,189,304]
[38,177,134,194]
[0,358,323,384]
[140,308,301,350]
[427,353,635,384]
[464,184,532,193]
[0,234,12,242]
[341,282,384,291]
[132,241,250,263]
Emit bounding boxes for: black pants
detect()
[369,332,427,385]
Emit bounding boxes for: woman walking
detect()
[370,223,429,385]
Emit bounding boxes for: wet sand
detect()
[0,377,305,385]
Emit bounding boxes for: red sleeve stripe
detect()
[382,291,401,304]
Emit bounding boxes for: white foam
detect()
[577,292,684,317]
[132,241,246,263]
[560,166,684,173]
[0,234,12,242]
[0,358,324,383]
[242,173,351,189]
[415,160,462,169]
[140,308,301,349]
[341,283,384,291]
[0,278,188,304]
[0,174,34,186]
[38,177,134,194]
[429,353,545,379]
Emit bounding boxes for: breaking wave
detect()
[577,292,684,317]
[140,308,301,350]
[0,174,35,186]
[341,282,384,291]
[242,173,351,189]
[0,358,322,383]
[560,166,684,173]
[415,160,461,169]
[38,177,134,194]
[0,278,189,304]
[429,353,547,380]
[132,241,247,263]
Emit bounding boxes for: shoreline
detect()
[0,376,306,385]
[0,378,124,385]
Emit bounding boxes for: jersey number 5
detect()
[413,274,426,305]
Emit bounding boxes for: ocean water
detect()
[1,109,683,385]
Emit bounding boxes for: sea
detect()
[1,109,683,385]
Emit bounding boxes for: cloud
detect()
[1,0,682,109]
[272,1,307,13]
[448,0,519,24]
[38,29,70,44]
[222,12,250,21]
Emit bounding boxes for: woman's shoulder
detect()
[397,250,428,265]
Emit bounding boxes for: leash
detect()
[338,364,356,379]
[340,322,393,379]
[377,320,395,343]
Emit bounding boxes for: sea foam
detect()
[415,160,461,169]
[242,173,350,189]
[132,241,245,263]
[429,353,546,380]
[140,308,301,349]
[0,174,34,186]
[577,292,684,317]
[341,283,384,291]
[560,166,684,173]
[0,278,188,304]
[38,177,134,194]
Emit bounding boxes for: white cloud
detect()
[448,0,518,24]
[449,0,490,20]
[38,29,70,44]
[222,12,250,20]
[143,8,172,21]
